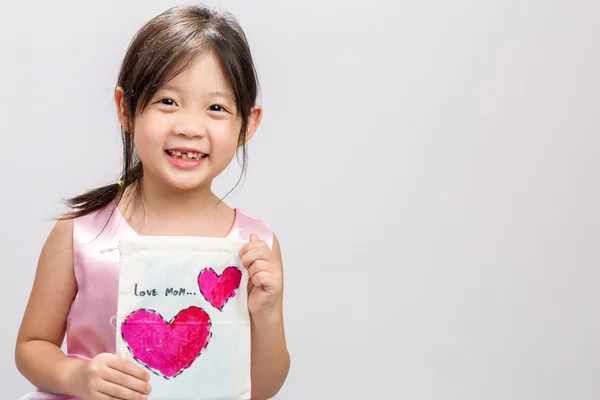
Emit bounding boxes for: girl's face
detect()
[116,52,261,192]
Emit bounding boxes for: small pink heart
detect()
[120,307,211,379]
[198,266,242,311]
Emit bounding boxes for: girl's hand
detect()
[71,353,151,400]
[240,234,283,317]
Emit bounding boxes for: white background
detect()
[1,0,599,399]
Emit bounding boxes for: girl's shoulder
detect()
[70,202,126,244]
[232,208,275,249]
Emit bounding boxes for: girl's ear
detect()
[239,105,263,146]
[114,87,132,133]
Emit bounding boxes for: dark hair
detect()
[63,4,259,219]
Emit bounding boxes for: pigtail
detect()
[61,162,144,220]
[62,183,122,220]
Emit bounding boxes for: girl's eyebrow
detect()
[158,85,183,94]
[207,91,235,102]
[159,87,234,102]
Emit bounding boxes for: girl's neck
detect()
[126,176,225,219]
[118,175,235,237]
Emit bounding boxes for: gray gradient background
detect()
[1,0,599,399]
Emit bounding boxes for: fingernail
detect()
[147,383,152,393]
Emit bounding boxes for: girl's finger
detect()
[241,247,272,268]
[107,357,150,382]
[251,270,277,292]
[239,239,268,257]
[248,260,272,278]
[97,379,146,400]
[104,367,152,396]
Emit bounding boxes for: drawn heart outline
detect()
[198,266,242,311]
[120,306,212,379]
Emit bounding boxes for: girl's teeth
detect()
[168,150,204,160]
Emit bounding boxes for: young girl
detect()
[14,5,289,400]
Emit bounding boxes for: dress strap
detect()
[228,209,274,249]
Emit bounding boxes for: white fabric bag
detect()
[116,236,251,400]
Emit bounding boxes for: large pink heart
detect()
[120,306,211,379]
[198,266,242,311]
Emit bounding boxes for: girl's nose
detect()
[174,115,207,138]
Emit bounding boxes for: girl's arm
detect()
[249,235,291,399]
[14,218,150,398]
[14,218,83,393]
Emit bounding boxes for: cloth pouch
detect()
[116,236,251,400]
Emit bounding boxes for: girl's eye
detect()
[160,98,176,106]
[209,104,226,112]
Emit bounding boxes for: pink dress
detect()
[18,203,274,400]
